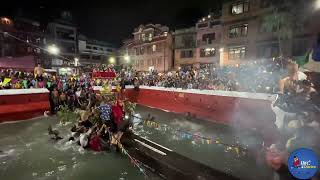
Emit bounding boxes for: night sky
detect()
[1,0,226,46]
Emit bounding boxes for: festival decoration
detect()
[138,115,246,157]
[2,78,11,86]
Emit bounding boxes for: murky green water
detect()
[0,105,272,180]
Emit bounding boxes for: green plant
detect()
[124,101,136,118]
[57,105,78,124]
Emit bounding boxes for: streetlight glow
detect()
[109,57,115,64]
[47,44,59,55]
[74,58,79,66]
[124,55,130,62]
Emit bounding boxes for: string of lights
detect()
[132,114,247,155]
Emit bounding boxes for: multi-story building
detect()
[123,24,173,72]
[221,0,319,65]
[0,17,44,70]
[46,11,77,72]
[196,14,223,67]
[173,27,197,70]
[78,34,116,66]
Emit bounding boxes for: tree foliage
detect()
[261,0,306,57]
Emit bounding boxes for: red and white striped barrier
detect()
[96,85,279,145]
[0,89,50,123]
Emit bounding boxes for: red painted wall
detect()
[0,92,50,123]
[124,88,279,145]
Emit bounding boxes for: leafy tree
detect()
[261,0,306,62]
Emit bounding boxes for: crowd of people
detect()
[0,59,319,177]
[119,59,284,93]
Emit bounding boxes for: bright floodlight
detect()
[47,45,59,55]
[124,55,130,62]
[109,57,115,64]
[316,0,320,9]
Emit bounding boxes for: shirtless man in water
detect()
[34,63,44,81]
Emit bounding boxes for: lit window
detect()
[228,46,246,60]
[200,48,215,57]
[202,33,215,45]
[148,34,153,41]
[229,24,248,38]
[231,1,249,15]
[152,44,156,52]
[141,34,146,41]
[163,32,168,36]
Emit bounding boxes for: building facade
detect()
[173,27,197,70]
[221,0,319,65]
[78,34,115,66]
[196,14,223,67]
[0,17,44,70]
[123,24,173,72]
[45,12,78,71]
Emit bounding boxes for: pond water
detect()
[0,105,272,180]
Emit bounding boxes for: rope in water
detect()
[107,129,149,179]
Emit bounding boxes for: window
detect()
[259,20,277,33]
[157,58,162,65]
[260,0,271,8]
[229,24,248,38]
[231,1,249,15]
[152,59,156,65]
[197,23,208,28]
[148,33,153,41]
[228,46,246,60]
[86,45,92,49]
[141,34,146,41]
[200,48,215,57]
[157,43,163,52]
[257,44,279,58]
[152,44,157,52]
[92,55,100,60]
[93,47,98,50]
[139,47,145,55]
[202,33,215,45]
[180,50,194,58]
[80,54,90,59]
[147,46,152,54]
[163,32,168,36]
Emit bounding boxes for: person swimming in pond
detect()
[48,125,63,140]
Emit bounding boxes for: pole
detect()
[163,43,166,72]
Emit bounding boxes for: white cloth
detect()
[79,128,92,148]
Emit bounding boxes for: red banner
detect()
[92,71,116,79]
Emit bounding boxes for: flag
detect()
[2,78,11,86]
[295,52,309,66]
